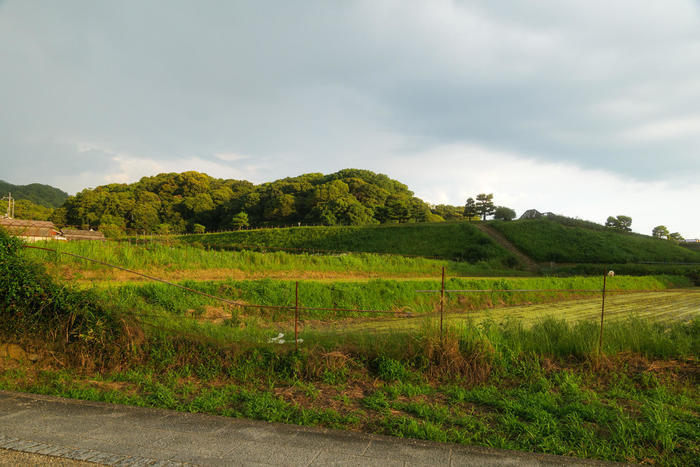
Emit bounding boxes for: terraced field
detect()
[315,289,700,334]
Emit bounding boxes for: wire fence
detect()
[21,244,700,353]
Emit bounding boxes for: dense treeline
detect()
[0,180,68,208]
[51,169,442,235]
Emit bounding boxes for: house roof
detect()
[62,229,105,240]
[0,218,60,238]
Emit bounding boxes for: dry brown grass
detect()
[422,331,494,383]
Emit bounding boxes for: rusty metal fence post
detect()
[598,269,607,356]
[295,281,299,352]
[440,267,445,339]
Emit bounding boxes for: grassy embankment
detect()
[2,230,699,465]
[491,219,700,281]
[176,222,519,264]
[176,219,700,280]
[681,242,700,253]
[491,219,700,264]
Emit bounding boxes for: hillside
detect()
[0,180,68,208]
[681,242,700,253]
[177,222,519,266]
[0,199,53,220]
[490,218,700,264]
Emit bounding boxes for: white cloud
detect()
[379,144,700,237]
[620,116,700,143]
[214,153,251,162]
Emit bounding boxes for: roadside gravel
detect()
[0,448,100,466]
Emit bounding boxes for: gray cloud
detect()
[1,0,699,194]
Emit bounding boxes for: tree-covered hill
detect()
[0,199,54,221]
[52,169,443,235]
[0,180,68,208]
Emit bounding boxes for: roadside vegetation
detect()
[3,229,700,465]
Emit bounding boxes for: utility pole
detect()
[1,192,14,219]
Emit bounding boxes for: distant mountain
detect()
[0,180,69,208]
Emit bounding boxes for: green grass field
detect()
[491,219,700,264]
[335,291,700,335]
[94,274,690,320]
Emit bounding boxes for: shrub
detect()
[373,356,409,381]
[0,229,135,367]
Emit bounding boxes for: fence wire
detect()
[21,244,700,348]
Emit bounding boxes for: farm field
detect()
[329,290,700,335]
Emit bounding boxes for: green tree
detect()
[463,198,477,220]
[230,211,249,230]
[99,223,126,239]
[475,194,495,220]
[652,225,669,239]
[493,206,516,221]
[605,215,632,232]
[192,223,206,234]
[668,232,684,243]
[131,204,160,233]
[0,199,53,221]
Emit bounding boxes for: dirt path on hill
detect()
[474,223,540,272]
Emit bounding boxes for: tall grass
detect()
[95,275,691,323]
[23,239,519,278]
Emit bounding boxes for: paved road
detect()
[0,391,622,466]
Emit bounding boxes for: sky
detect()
[1,0,699,237]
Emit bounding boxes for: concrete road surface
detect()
[0,391,625,466]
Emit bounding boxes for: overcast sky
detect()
[1,1,699,236]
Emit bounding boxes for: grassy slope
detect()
[23,239,523,280]
[682,242,700,252]
[176,222,518,265]
[490,219,700,264]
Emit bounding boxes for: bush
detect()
[0,229,133,366]
[373,356,409,381]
